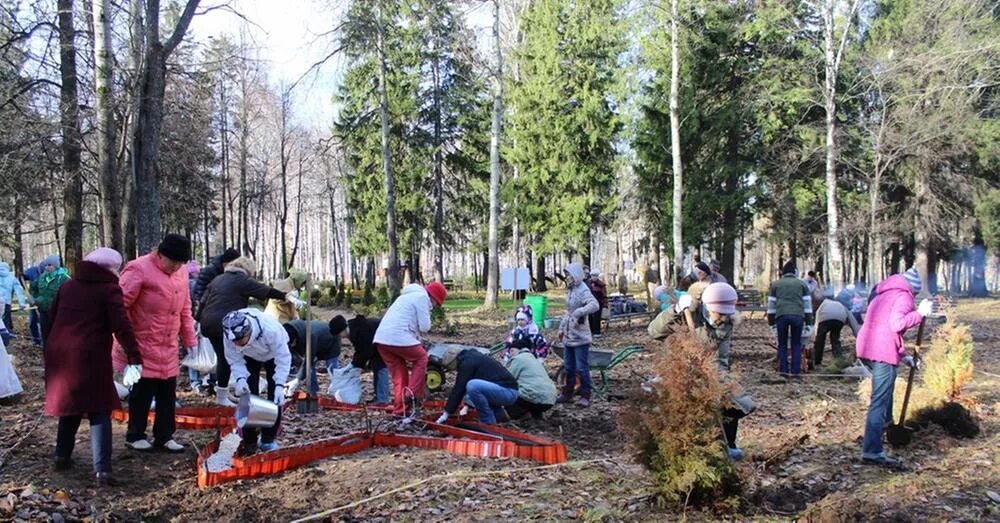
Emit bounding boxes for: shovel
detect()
[887,317,925,447]
[297,273,320,414]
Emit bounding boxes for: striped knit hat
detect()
[903,267,921,293]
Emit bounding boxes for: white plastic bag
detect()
[0,338,23,399]
[328,363,362,404]
[181,335,217,373]
[842,359,873,379]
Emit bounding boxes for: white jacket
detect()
[373,284,432,347]
[224,308,292,386]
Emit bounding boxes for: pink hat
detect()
[83,247,123,273]
[187,260,201,276]
[702,283,738,315]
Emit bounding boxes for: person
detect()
[501,305,549,363]
[197,256,302,406]
[694,261,725,284]
[283,319,340,396]
[116,234,197,452]
[767,260,813,375]
[648,278,693,341]
[584,267,608,338]
[802,271,819,295]
[643,260,661,307]
[504,348,557,420]
[0,262,27,339]
[556,263,599,407]
[374,281,448,417]
[44,248,142,486]
[30,255,70,345]
[22,265,42,345]
[811,291,861,367]
[721,377,757,460]
[191,248,240,316]
[222,309,292,454]
[329,314,389,404]
[185,260,204,394]
[856,267,932,467]
[708,259,728,283]
[264,269,307,323]
[435,348,519,425]
[683,282,739,371]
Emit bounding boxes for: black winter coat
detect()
[444,349,518,414]
[347,316,383,370]
[198,270,284,338]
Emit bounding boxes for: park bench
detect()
[736,289,768,318]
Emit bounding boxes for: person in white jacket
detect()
[222,308,291,454]
[373,281,448,417]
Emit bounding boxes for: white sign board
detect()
[500,268,531,291]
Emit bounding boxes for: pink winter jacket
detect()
[855,274,922,365]
[112,252,197,379]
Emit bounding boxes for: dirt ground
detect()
[1,297,999,521]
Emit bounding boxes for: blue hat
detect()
[903,267,921,293]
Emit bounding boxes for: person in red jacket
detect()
[44,248,142,486]
[118,234,198,452]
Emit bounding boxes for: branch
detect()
[0,78,62,111]
[832,0,862,75]
[288,42,347,93]
[162,0,201,57]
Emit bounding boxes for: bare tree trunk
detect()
[669,0,684,282]
[431,36,446,283]
[288,157,304,269]
[377,2,400,298]
[278,90,291,272]
[58,0,83,273]
[484,0,503,308]
[218,82,229,251]
[94,0,122,251]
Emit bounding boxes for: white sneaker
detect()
[161,439,185,452]
[126,439,153,451]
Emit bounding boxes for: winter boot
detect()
[216,386,236,407]
[555,388,573,404]
[576,392,591,408]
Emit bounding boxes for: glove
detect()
[233,377,250,397]
[285,378,299,395]
[901,355,917,368]
[917,298,933,317]
[122,364,142,387]
[802,325,814,338]
[273,385,285,405]
[286,292,306,308]
[435,412,449,424]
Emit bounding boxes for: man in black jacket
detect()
[284,320,341,395]
[435,349,519,425]
[329,315,388,404]
[192,248,240,315]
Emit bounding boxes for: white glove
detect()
[802,325,814,338]
[273,385,285,405]
[436,412,449,424]
[122,364,142,387]
[917,298,933,317]
[233,377,250,397]
[285,378,299,396]
[458,405,469,417]
[286,292,306,308]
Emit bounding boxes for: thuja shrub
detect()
[921,308,974,401]
[618,331,740,505]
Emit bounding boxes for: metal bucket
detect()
[235,394,279,429]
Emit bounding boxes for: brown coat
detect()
[44,261,141,417]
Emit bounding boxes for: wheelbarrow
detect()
[425,342,505,392]
[551,345,645,396]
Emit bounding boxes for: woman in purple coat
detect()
[855,267,932,467]
[43,248,143,486]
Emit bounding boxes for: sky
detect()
[188,0,493,131]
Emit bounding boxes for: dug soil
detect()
[1,297,998,521]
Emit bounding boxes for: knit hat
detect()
[41,255,61,269]
[329,315,347,336]
[517,304,534,319]
[515,311,529,322]
[695,262,711,279]
[224,256,257,278]
[903,267,921,293]
[781,260,798,276]
[222,310,254,341]
[702,283,738,315]
[83,247,123,273]
[653,285,669,302]
[158,234,191,262]
[221,248,240,264]
[591,268,601,278]
[425,281,447,307]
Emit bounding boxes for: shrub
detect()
[618,331,741,505]
[375,285,390,310]
[431,306,446,329]
[920,308,974,401]
[362,286,375,306]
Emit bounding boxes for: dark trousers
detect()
[722,407,745,449]
[588,312,602,335]
[242,357,281,446]
[56,411,112,473]
[776,315,804,375]
[1,304,10,345]
[813,320,844,366]
[209,333,231,387]
[506,398,553,420]
[126,376,177,446]
[29,309,41,345]
[39,308,53,346]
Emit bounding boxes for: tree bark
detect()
[484,0,503,308]
[431,35,445,283]
[376,2,401,298]
[669,0,684,282]
[58,0,83,274]
[94,0,122,251]
[133,0,200,253]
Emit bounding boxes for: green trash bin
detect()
[522,295,548,329]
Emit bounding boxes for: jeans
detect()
[188,367,203,390]
[242,357,281,446]
[464,379,519,424]
[862,359,897,459]
[126,377,177,446]
[374,366,390,404]
[376,343,428,416]
[56,411,113,473]
[776,315,804,374]
[506,398,553,420]
[303,358,340,396]
[562,344,593,396]
[813,320,844,366]
[29,309,41,345]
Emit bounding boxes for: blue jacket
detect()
[0,263,26,307]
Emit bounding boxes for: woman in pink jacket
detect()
[856,267,932,467]
[119,234,198,452]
